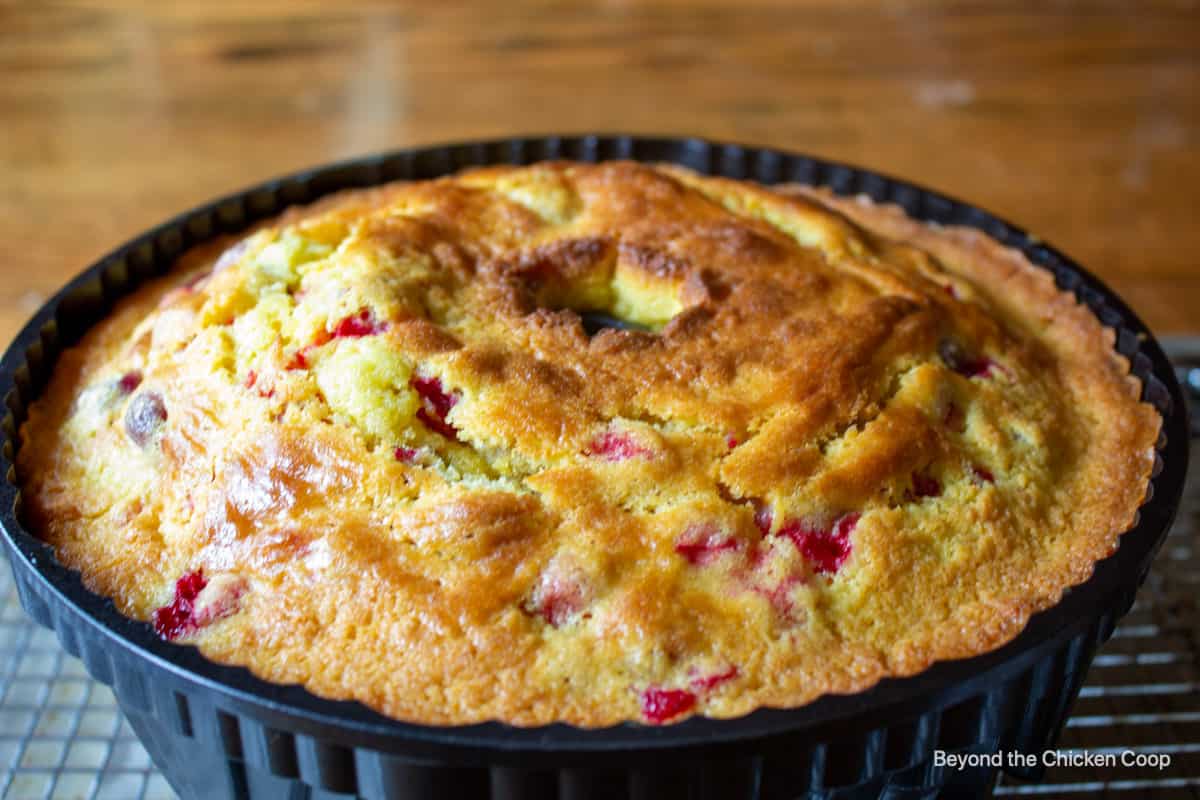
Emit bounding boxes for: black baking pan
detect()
[0,135,1189,800]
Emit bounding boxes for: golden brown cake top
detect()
[19,161,1159,726]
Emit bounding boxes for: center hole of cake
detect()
[544,277,681,335]
[536,268,685,335]
[526,243,689,335]
[578,310,653,335]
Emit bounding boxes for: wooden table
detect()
[1,0,1196,339]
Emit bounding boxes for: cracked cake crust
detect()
[18,161,1159,726]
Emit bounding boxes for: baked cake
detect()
[17,161,1160,727]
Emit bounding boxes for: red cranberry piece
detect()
[725,434,739,449]
[689,666,738,693]
[285,328,335,370]
[584,430,653,461]
[971,465,995,483]
[416,408,457,439]
[674,524,739,566]
[640,687,696,724]
[244,370,275,398]
[285,348,311,370]
[394,446,419,463]
[960,358,996,378]
[192,575,247,628]
[411,375,460,439]
[778,512,860,575]
[537,589,581,627]
[751,574,804,620]
[753,503,774,535]
[525,564,589,627]
[331,309,386,339]
[117,371,142,395]
[938,339,997,378]
[910,471,942,499]
[124,391,167,447]
[153,572,245,638]
[153,570,207,640]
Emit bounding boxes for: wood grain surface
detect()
[0,0,1196,340]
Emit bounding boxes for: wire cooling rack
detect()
[0,568,173,800]
[0,337,1197,800]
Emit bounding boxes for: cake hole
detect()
[512,238,689,334]
[539,275,681,335]
[579,311,652,336]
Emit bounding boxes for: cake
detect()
[17,161,1160,727]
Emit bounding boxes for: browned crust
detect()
[775,182,1159,675]
[17,161,1160,727]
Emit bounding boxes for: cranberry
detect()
[753,503,773,536]
[124,391,167,447]
[197,576,246,626]
[283,310,381,372]
[910,471,942,499]
[285,348,312,370]
[584,431,653,461]
[689,666,738,693]
[777,512,860,575]
[285,327,334,370]
[751,575,804,620]
[411,375,460,439]
[394,446,419,463]
[725,434,739,449]
[961,358,997,378]
[244,370,275,398]
[640,687,696,724]
[153,572,246,639]
[674,524,739,566]
[971,465,995,483]
[153,571,207,640]
[537,591,580,627]
[116,371,142,395]
[938,339,998,378]
[331,308,386,339]
[525,564,589,627]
